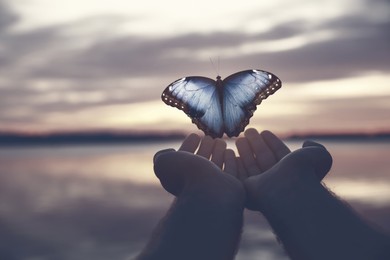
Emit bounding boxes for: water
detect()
[0,140,389,259]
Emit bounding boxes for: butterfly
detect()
[161,69,282,138]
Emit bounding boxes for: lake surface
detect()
[0,140,389,259]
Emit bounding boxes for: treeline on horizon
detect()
[0,130,390,146]
[0,131,186,146]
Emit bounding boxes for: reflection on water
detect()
[322,141,390,206]
[0,140,389,259]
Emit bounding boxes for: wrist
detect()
[261,175,324,218]
[179,172,246,211]
[245,162,321,213]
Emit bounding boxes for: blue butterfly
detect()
[161,69,282,138]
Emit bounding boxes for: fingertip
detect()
[223,148,237,176]
[236,157,248,181]
[224,148,236,163]
[235,137,247,146]
[153,148,176,164]
[203,134,214,142]
[316,147,333,179]
[214,138,227,149]
[260,130,281,145]
[187,133,202,144]
[260,130,291,160]
[211,138,227,169]
[196,135,216,158]
[235,137,252,157]
[188,133,201,139]
[302,140,326,149]
[153,150,186,197]
[244,128,259,137]
[302,141,331,179]
[260,129,271,134]
[225,148,236,157]
[305,146,333,180]
[179,133,201,152]
[260,130,276,140]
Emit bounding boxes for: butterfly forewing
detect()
[222,70,282,137]
[162,77,224,138]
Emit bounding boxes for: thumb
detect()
[299,144,333,181]
[153,148,175,164]
[153,149,186,196]
[278,143,332,182]
[302,140,333,180]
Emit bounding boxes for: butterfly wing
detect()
[162,77,224,138]
[222,69,282,137]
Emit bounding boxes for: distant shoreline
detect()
[0,132,186,146]
[286,132,390,141]
[0,131,389,146]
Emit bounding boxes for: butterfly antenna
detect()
[209,57,219,76]
[217,56,220,76]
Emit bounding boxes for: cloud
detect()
[228,17,390,82]
[3,0,389,81]
[0,0,389,131]
[0,1,17,33]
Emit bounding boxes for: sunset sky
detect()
[1,0,389,135]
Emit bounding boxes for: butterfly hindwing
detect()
[222,70,282,137]
[161,77,224,138]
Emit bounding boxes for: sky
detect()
[0,0,389,135]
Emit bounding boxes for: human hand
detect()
[153,134,245,206]
[140,135,246,260]
[233,128,332,211]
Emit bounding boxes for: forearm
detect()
[261,174,390,260]
[137,194,244,260]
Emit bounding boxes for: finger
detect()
[153,150,186,196]
[306,146,332,180]
[196,135,215,159]
[236,157,248,182]
[153,148,176,164]
[244,129,277,172]
[283,146,332,181]
[302,140,330,180]
[211,139,227,169]
[236,137,261,176]
[260,130,291,160]
[179,133,201,153]
[223,149,237,177]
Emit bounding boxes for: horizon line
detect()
[0,130,390,146]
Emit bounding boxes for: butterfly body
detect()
[162,69,281,138]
